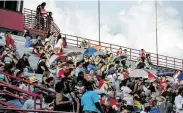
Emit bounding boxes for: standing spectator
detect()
[140,49,146,62]
[62,37,67,48]
[5,31,16,49]
[81,81,103,113]
[47,12,53,31]
[36,2,47,30]
[121,78,138,109]
[54,34,63,53]
[174,87,183,113]
[161,85,175,104]
[116,48,122,56]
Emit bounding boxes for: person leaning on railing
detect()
[46,12,53,32]
[36,2,48,30]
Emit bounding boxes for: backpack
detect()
[150,107,160,113]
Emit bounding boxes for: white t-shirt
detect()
[121,86,133,105]
[54,39,62,49]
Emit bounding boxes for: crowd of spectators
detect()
[1,2,183,113]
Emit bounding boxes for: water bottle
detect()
[23,68,28,74]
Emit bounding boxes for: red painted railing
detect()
[23,8,60,36]
[0,81,42,110]
[0,72,56,95]
[61,33,183,70]
[0,108,73,113]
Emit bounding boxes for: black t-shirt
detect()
[36,60,48,74]
[161,91,175,103]
[1,54,14,68]
[16,58,30,72]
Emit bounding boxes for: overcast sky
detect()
[24,0,183,59]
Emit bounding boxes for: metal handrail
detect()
[0,81,42,110]
[0,72,57,94]
[61,33,183,70]
[23,8,60,35]
[22,8,183,70]
[0,107,73,113]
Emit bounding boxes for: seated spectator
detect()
[62,37,67,48]
[5,31,16,49]
[36,54,48,74]
[80,38,90,49]
[42,71,50,85]
[16,54,30,72]
[54,34,63,52]
[42,95,54,110]
[54,78,79,112]
[24,31,32,48]
[98,74,109,91]
[0,62,9,83]
[2,47,17,68]
[45,77,55,90]
[133,96,142,112]
[58,62,68,79]
[0,45,5,60]
[22,88,45,110]
[81,81,103,113]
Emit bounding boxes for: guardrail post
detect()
[28,84,30,92]
[174,59,175,69]
[110,44,112,51]
[130,49,131,60]
[157,54,159,66]
[166,57,167,67]
[77,37,79,47]
[31,10,32,28]
[34,96,36,110]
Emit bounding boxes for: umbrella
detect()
[145,78,156,83]
[166,76,175,82]
[93,51,104,56]
[67,52,82,56]
[177,73,183,82]
[113,56,127,62]
[156,70,174,76]
[49,55,59,64]
[92,45,102,50]
[129,69,149,78]
[49,54,67,64]
[83,47,97,56]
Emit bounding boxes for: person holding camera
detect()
[174,87,183,113]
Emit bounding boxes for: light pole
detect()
[98,0,101,45]
[155,0,159,65]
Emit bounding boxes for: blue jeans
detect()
[8,99,23,108]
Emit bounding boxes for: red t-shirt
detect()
[109,98,117,107]
[5,36,15,48]
[160,80,167,85]
[116,51,120,56]
[58,69,65,79]
[124,72,129,79]
[98,80,104,89]
[100,100,105,105]
[141,51,145,58]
